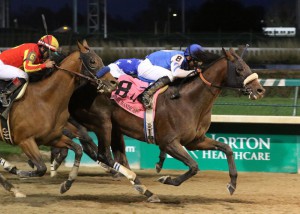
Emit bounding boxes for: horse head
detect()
[222,48,265,100]
[77,40,118,94]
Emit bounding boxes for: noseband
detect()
[198,57,258,91]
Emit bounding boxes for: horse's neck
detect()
[36,53,80,105]
[184,59,227,108]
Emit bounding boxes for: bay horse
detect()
[0,40,118,197]
[68,48,265,202]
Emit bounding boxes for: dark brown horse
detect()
[0,40,118,197]
[49,116,129,178]
[68,48,265,202]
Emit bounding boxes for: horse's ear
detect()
[82,39,89,48]
[222,47,235,61]
[222,47,226,55]
[77,40,89,53]
[77,40,84,50]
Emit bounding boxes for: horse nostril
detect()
[257,88,265,94]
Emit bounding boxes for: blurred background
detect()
[1,0,299,47]
[0,0,299,115]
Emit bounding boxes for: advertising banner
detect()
[65,133,299,173]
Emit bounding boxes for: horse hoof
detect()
[12,188,26,198]
[111,172,122,181]
[226,183,236,195]
[157,175,171,184]
[50,171,57,177]
[15,191,26,198]
[155,163,162,173]
[60,181,71,194]
[147,194,161,203]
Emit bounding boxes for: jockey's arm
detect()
[170,54,196,79]
[23,51,54,72]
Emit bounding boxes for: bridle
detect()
[171,52,258,98]
[54,55,107,93]
[198,57,258,90]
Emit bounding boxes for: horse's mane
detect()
[170,51,221,87]
[197,51,221,66]
[28,52,67,82]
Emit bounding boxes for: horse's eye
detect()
[90,58,96,64]
[236,66,243,72]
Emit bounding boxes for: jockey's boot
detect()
[0,77,27,107]
[137,76,171,109]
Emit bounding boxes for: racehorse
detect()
[65,48,265,202]
[0,40,118,197]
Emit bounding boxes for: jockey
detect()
[0,35,59,107]
[136,44,205,109]
[96,58,143,79]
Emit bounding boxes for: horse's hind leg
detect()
[67,118,98,161]
[50,147,68,177]
[186,137,237,195]
[52,135,83,194]
[0,173,26,198]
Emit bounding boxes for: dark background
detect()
[8,0,297,34]
[1,0,299,49]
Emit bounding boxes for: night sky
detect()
[10,0,272,21]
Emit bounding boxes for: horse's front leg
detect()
[109,131,132,180]
[17,137,48,178]
[0,157,18,175]
[0,172,26,198]
[186,136,237,195]
[158,140,199,186]
[155,151,166,173]
[96,131,160,203]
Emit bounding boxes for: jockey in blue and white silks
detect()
[96,44,205,109]
[138,50,192,82]
[137,44,205,109]
[96,58,142,79]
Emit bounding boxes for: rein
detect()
[54,64,106,92]
[54,65,96,82]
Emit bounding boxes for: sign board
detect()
[65,132,299,173]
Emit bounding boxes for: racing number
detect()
[175,55,183,62]
[115,80,132,98]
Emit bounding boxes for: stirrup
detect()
[0,95,10,107]
[142,95,153,109]
[1,99,10,107]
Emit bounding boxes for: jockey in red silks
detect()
[0,35,59,107]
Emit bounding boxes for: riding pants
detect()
[0,60,29,81]
[137,58,174,82]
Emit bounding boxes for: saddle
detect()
[111,75,168,144]
[0,81,28,144]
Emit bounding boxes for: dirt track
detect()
[0,163,299,214]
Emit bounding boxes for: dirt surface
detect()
[0,163,299,214]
